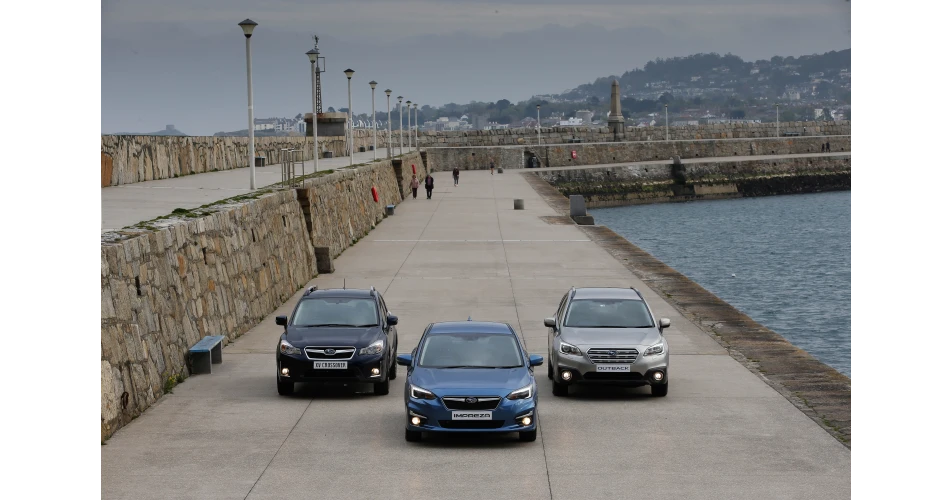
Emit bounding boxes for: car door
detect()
[379,295,396,357]
[550,293,568,353]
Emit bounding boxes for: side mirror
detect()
[543,317,557,328]
[275,315,288,326]
[396,354,413,366]
[659,318,670,331]
[528,354,544,367]
[387,314,398,326]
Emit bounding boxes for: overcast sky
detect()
[101,0,850,135]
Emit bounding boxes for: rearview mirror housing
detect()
[387,314,398,326]
[396,354,413,366]
[659,318,671,331]
[275,315,288,326]
[528,354,544,367]
[543,317,556,328]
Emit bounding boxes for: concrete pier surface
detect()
[101,168,850,499]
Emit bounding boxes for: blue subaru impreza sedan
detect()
[396,321,544,442]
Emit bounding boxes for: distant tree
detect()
[588,96,600,106]
[729,109,746,119]
[658,92,674,105]
[495,99,511,111]
[328,106,336,112]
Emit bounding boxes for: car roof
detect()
[427,321,515,335]
[302,288,377,299]
[571,287,644,301]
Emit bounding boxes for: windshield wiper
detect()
[301,323,354,327]
[353,324,379,328]
[439,365,488,369]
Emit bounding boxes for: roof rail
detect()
[630,286,645,300]
[303,285,319,296]
[569,287,577,300]
[370,286,376,296]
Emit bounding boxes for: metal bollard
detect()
[514,199,524,210]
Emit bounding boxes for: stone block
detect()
[569,195,587,217]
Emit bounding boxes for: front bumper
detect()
[554,352,668,387]
[405,397,537,433]
[277,353,387,383]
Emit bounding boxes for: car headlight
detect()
[644,343,664,356]
[559,342,582,356]
[279,340,301,355]
[506,384,533,400]
[409,384,436,400]
[359,339,384,356]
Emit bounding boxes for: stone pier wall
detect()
[101,152,423,441]
[533,154,851,207]
[425,135,850,172]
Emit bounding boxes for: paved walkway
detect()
[101,148,410,233]
[532,151,850,172]
[100,169,850,499]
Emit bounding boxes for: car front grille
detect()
[301,368,360,379]
[438,420,505,429]
[582,372,645,381]
[442,396,502,411]
[304,346,356,360]
[587,347,639,363]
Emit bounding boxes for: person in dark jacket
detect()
[452,167,460,186]
[424,174,434,199]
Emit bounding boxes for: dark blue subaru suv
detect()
[397,320,543,442]
[275,286,398,396]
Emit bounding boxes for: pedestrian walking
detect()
[489,160,495,175]
[410,175,420,199]
[453,167,460,186]
[825,141,831,152]
[425,173,434,199]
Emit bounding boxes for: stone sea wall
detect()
[101,152,423,441]
[425,135,850,172]
[533,155,851,207]
[101,121,848,186]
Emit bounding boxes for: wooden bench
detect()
[189,335,225,374]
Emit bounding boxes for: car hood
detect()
[561,327,661,347]
[285,326,383,347]
[410,367,532,396]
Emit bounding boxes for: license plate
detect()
[596,364,631,372]
[451,411,492,420]
[313,361,347,369]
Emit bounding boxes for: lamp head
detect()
[239,19,258,37]
[385,89,392,97]
[306,49,319,63]
[369,80,377,89]
[344,68,355,79]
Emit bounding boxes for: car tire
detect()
[519,429,537,442]
[547,360,553,380]
[277,377,294,396]
[388,354,397,380]
[405,429,422,442]
[374,376,390,396]
[651,382,668,397]
[552,382,568,397]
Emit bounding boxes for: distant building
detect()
[575,110,594,124]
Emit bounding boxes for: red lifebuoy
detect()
[412,164,417,175]
[371,186,379,202]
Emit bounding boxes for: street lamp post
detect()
[536,104,541,145]
[307,48,320,173]
[397,96,404,156]
[369,81,377,160]
[775,104,780,137]
[405,100,412,151]
[239,19,257,189]
[413,103,419,150]
[385,89,392,159]
[344,69,355,165]
[664,104,669,141]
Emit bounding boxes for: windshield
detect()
[564,299,654,328]
[419,334,524,368]
[290,297,378,327]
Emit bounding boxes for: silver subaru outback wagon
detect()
[544,287,671,397]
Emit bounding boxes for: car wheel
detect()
[651,382,668,397]
[405,429,422,442]
[552,382,568,397]
[518,429,537,442]
[388,354,397,380]
[277,377,294,396]
[374,376,390,395]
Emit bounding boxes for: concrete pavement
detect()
[100,168,850,499]
[101,148,406,233]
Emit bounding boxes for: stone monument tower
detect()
[608,79,625,141]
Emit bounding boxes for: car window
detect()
[556,293,568,323]
[564,299,654,328]
[419,334,524,368]
[290,297,379,327]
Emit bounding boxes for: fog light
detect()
[371,367,381,376]
[561,370,573,381]
[410,416,422,426]
[653,371,664,381]
[521,417,532,426]
[281,368,289,376]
